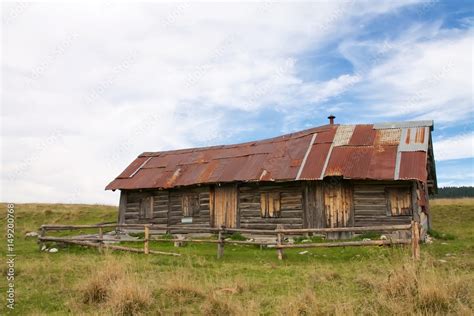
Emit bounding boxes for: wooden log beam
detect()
[411,220,420,260]
[144,225,150,255]
[276,224,284,260]
[40,223,412,235]
[217,227,224,259]
[38,237,181,256]
[277,239,410,249]
[98,227,104,253]
[275,224,412,235]
[38,226,46,251]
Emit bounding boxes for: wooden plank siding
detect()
[123,187,211,226]
[213,185,238,228]
[322,181,353,239]
[324,181,353,228]
[118,180,417,234]
[353,183,412,226]
[239,183,304,230]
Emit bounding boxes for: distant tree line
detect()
[433,186,474,198]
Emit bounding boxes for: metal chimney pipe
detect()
[328,115,335,125]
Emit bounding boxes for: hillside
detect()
[0,200,473,315]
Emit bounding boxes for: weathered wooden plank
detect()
[241,218,303,224]
[278,239,410,249]
[118,191,128,224]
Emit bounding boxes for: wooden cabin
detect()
[106,118,437,239]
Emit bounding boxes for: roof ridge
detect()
[140,124,336,157]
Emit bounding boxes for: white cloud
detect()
[341,23,473,123]
[434,133,474,161]
[1,1,454,204]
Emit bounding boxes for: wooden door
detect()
[324,181,353,238]
[304,182,325,228]
[211,185,238,228]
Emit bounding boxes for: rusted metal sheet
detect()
[375,129,402,145]
[333,125,355,146]
[367,146,399,179]
[398,127,429,151]
[116,156,150,179]
[398,152,428,181]
[314,126,337,143]
[298,126,337,180]
[349,125,376,146]
[324,147,373,178]
[105,120,433,190]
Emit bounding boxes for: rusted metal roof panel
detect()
[314,126,338,143]
[398,127,429,151]
[116,156,150,179]
[324,146,373,178]
[333,125,355,146]
[349,125,376,146]
[299,143,333,179]
[398,151,427,181]
[375,128,402,146]
[367,146,398,179]
[106,121,433,190]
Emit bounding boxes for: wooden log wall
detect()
[239,183,304,230]
[168,187,211,226]
[119,180,418,232]
[123,187,211,226]
[353,183,412,227]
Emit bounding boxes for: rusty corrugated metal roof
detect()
[106,121,434,190]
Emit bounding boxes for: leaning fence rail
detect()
[38,221,420,260]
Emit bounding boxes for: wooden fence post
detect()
[38,226,46,251]
[411,220,420,260]
[98,227,104,253]
[144,225,150,255]
[217,226,224,259]
[276,224,284,260]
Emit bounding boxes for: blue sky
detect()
[1,1,473,204]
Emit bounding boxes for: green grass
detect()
[0,201,473,315]
[227,232,247,241]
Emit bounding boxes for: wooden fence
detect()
[38,221,420,260]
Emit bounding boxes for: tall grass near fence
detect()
[0,200,472,315]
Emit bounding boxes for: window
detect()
[139,196,154,220]
[386,188,412,216]
[182,193,200,217]
[260,192,281,218]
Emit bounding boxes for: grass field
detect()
[1,200,473,315]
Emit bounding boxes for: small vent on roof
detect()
[328,115,336,125]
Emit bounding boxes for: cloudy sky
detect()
[1,0,473,205]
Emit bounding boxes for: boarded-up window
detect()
[212,186,238,228]
[386,188,412,216]
[139,196,154,219]
[182,193,200,217]
[260,192,281,218]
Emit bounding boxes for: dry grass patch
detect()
[80,259,126,304]
[161,271,206,304]
[431,198,474,205]
[281,289,320,316]
[201,293,238,316]
[373,259,473,314]
[78,256,152,315]
[105,277,152,316]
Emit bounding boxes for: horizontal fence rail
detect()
[38,221,420,260]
